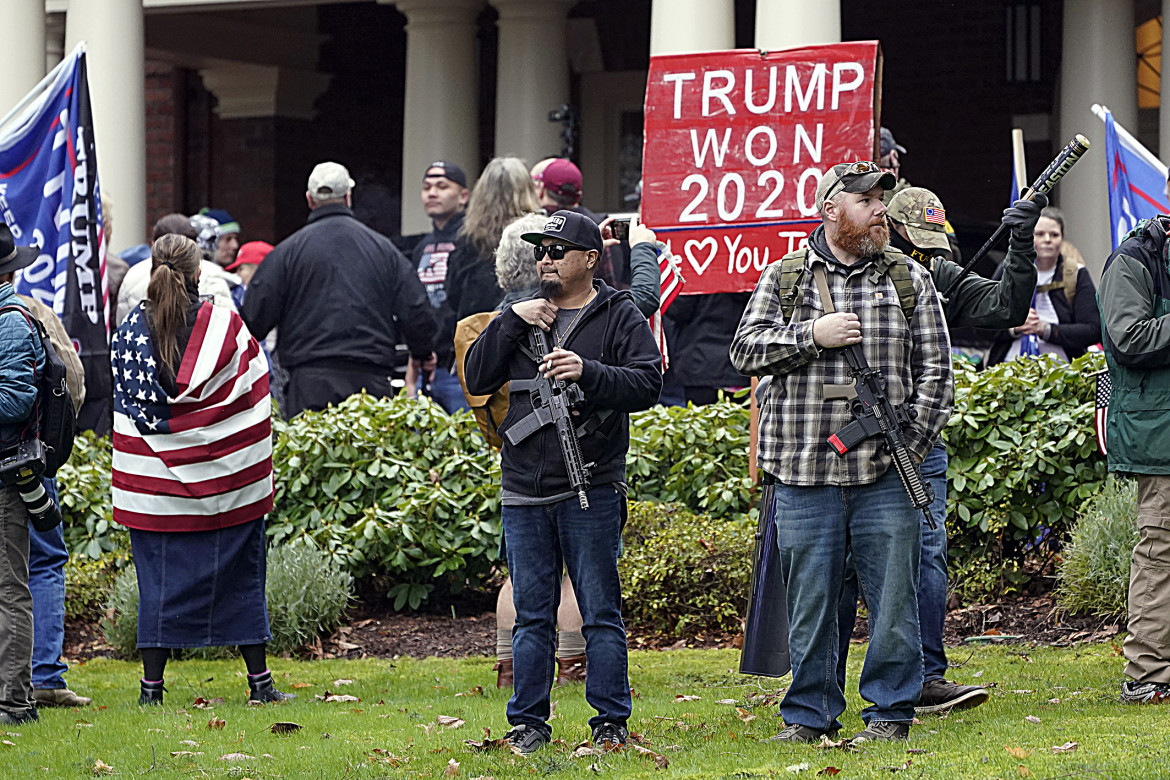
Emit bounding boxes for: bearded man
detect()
[730,161,953,744]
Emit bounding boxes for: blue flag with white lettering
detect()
[0,48,110,433]
[1104,108,1169,249]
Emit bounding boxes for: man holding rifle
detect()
[836,185,1047,715]
[731,161,953,744]
[464,211,661,754]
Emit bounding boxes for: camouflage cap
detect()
[886,186,950,252]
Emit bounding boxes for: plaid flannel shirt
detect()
[730,243,953,487]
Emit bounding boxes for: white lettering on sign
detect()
[664,71,696,119]
[796,168,823,217]
[745,67,776,114]
[832,62,864,109]
[755,171,785,218]
[785,63,826,112]
[794,124,823,164]
[679,174,709,222]
[702,70,736,116]
[690,128,731,168]
[744,126,777,166]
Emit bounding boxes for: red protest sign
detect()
[642,42,882,294]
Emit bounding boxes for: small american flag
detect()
[924,206,946,225]
[111,302,273,532]
[1095,370,1111,457]
[653,244,686,369]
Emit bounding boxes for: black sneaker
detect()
[591,722,628,751]
[1121,679,1170,704]
[0,708,39,725]
[768,723,838,743]
[850,721,910,743]
[916,678,990,714]
[504,724,550,754]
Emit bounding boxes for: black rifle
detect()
[812,266,937,529]
[504,325,593,509]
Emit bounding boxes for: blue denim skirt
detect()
[130,518,271,649]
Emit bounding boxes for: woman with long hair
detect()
[111,234,292,706]
[445,157,541,320]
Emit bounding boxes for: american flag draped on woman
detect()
[111,233,293,706]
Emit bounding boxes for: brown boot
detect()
[556,655,587,686]
[493,658,514,689]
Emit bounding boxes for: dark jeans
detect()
[0,486,33,714]
[837,441,949,690]
[29,480,68,690]
[773,467,922,732]
[503,486,630,733]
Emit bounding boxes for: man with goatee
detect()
[731,161,953,745]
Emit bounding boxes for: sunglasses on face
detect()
[533,244,578,261]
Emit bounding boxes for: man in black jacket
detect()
[465,211,661,754]
[241,162,436,417]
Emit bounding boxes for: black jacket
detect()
[665,292,751,388]
[445,237,504,321]
[987,255,1100,365]
[465,281,662,498]
[411,212,464,368]
[241,204,435,371]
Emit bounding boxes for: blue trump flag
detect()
[1102,106,1170,248]
[0,47,109,433]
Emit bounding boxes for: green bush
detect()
[57,432,127,560]
[103,545,354,658]
[65,552,130,622]
[628,398,755,521]
[267,393,501,609]
[943,353,1109,574]
[1057,476,1138,618]
[619,501,754,635]
[265,543,354,655]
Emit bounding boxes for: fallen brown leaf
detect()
[443,758,460,777]
[1024,715,1041,724]
[818,769,841,777]
[368,748,409,767]
[1005,746,1031,759]
[219,753,254,762]
[1017,766,1034,778]
[734,707,756,723]
[92,759,115,775]
[674,695,701,702]
[290,683,313,689]
[437,715,465,729]
[456,686,484,698]
[269,722,302,734]
[1051,741,1078,754]
[332,679,354,686]
[630,743,669,769]
[192,697,224,709]
[208,717,226,730]
[170,751,202,757]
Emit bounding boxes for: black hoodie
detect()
[465,280,662,499]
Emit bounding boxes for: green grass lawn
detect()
[5,642,1163,778]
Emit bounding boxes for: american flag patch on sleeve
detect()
[924,207,946,225]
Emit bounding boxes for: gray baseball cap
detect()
[307,162,355,199]
[814,161,897,211]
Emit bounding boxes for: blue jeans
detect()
[503,486,630,733]
[836,442,949,689]
[774,467,922,731]
[423,367,470,415]
[28,479,68,690]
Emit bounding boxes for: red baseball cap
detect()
[537,158,582,200]
[225,240,274,272]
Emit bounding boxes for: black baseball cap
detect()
[520,210,603,253]
[423,161,467,188]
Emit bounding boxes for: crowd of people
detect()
[0,125,1166,755]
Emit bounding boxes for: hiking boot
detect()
[494,658,514,689]
[139,679,165,706]
[768,723,837,743]
[0,708,39,725]
[556,655,587,685]
[34,687,92,708]
[1121,679,1170,704]
[591,721,628,751]
[504,724,549,754]
[247,671,295,703]
[915,678,990,714]
[850,721,910,743]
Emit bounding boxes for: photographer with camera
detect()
[0,222,51,725]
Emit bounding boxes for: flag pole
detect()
[0,43,83,135]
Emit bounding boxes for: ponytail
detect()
[146,234,201,376]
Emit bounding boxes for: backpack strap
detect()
[1036,256,1082,308]
[777,248,811,323]
[777,247,917,323]
[880,250,918,323]
[0,304,46,440]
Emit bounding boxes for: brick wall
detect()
[143,60,184,243]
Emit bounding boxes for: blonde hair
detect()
[459,157,540,259]
[494,213,547,293]
[146,234,201,375]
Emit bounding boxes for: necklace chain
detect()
[554,290,595,347]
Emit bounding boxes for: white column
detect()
[649,0,734,56]
[1059,0,1136,277]
[65,0,146,251]
[491,0,574,163]
[754,0,839,50]
[0,0,46,116]
[394,0,483,235]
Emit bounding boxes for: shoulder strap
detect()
[777,248,811,322]
[882,250,918,323]
[1036,257,1083,307]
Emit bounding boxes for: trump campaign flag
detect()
[1096,104,1170,249]
[0,46,109,432]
